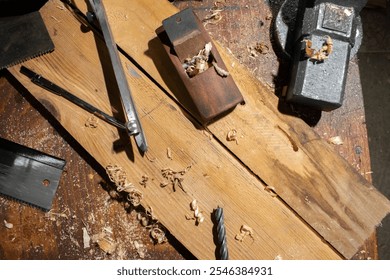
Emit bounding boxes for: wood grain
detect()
[63,0,390,258]
[6,0,342,260]
[0,76,186,260]
[5,0,389,259]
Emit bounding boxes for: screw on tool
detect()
[213,206,229,260]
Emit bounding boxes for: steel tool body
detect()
[87,0,147,153]
[275,0,367,110]
[20,66,129,132]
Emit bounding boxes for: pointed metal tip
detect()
[135,133,148,154]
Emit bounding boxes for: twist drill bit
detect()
[213,207,229,260]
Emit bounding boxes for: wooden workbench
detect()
[0,0,387,259]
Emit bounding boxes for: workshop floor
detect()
[358,4,390,259]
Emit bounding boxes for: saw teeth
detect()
[1,49,54,70]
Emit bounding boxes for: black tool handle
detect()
[20,66,127,131]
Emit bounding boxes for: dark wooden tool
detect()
[157,8,244,124]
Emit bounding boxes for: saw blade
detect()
[0,10,54,70]
[0,137,65,211]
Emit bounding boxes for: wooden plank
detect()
[7,0,341,259]
[64,0,390,258]
[170,0,378,259]
[0,75,186,260]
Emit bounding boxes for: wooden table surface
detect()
[0,0,378,259]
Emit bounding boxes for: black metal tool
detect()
[0,0,54,69]
[213,207,229,260]
[274,0,367,111]
[20,66,129,132]
[0,137,65,211]
[87,0,147,153]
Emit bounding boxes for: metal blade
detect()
[0,137,65,211]
[87,0,147,153]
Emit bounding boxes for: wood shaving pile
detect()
[235,224,254,242]
[303,35,333,63]
[160,165,192,193]
[183,42,212,77]
[105,164,143,207]
[183,42,229,78]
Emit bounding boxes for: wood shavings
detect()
[212,61,229,77]
[150,225,168,244]
[187,199,205,225]
[127,189,143,207]
[96,238,117,254]
[137,206,158,228]
[45,208,69,221]
[226,129,238,144]
[160,165,191,193]
[91,230,117,255]
[167,147,173,160]
[183,43,229,78]
[183,42,212,77]
[235,225,254,242]
[105,164,143,206]
[145,151,157,162]
[4,220,13,229]
[328,136,344,145]
[202,2,225,26]
[139,175,149,188]
[133,240,146,258]
[82,227,91,249]
[105,164,133,191]
[85,116,98,128]
[248,42,269,57]
[303,35,333,63]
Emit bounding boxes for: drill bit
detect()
[213,206,229,260]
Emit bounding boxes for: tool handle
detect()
[20,66,127,130]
